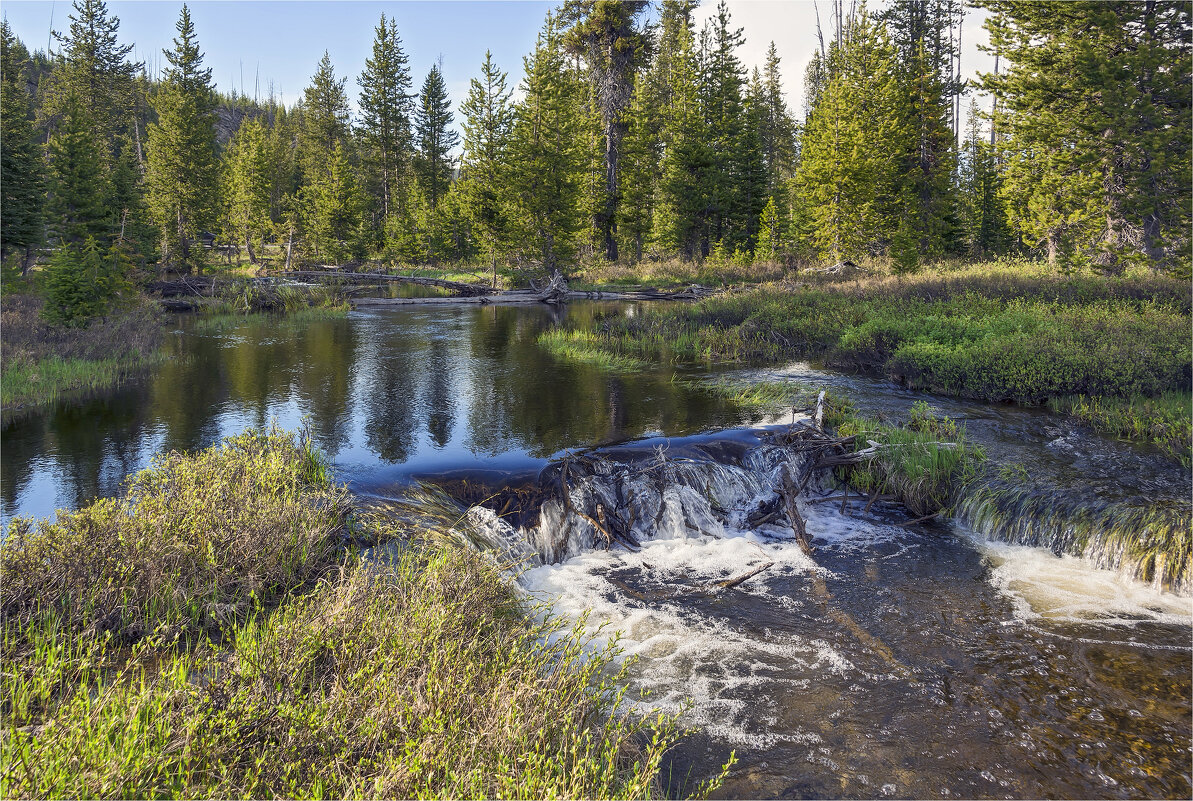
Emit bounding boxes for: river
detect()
[2,302,1189,798]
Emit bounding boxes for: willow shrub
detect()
[0,428,718,799]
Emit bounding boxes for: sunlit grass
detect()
[824,395,986,517]
[539,329,651,372]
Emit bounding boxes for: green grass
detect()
[1048,392,1191,465]
[0,427,725,799]
[824,396,986,517]
[1,352,166,409]
[695,377,817,409]
[1,294,167,412]
[539,329,651,372]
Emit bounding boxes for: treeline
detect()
[1,1,1189,314]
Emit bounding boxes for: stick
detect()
[713,561,774,590]
[895,511,941,528]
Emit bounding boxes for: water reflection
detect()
[2,303,749,523]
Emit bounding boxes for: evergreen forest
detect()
[2,0,1189,321]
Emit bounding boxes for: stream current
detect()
[2,302,1189,798]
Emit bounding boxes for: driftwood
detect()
[812,389,827,431]
[712,561,774,590]
[532,271,571,304]
[779,463,813,556]
[895,511,941,528]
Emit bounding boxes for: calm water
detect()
[2,303,751,523]
[2,302,1190,799]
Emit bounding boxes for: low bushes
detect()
[0,428,717,799]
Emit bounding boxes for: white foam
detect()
[520,527,851,747]
[975,537,1193,628]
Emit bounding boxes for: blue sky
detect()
[2,1,994,125]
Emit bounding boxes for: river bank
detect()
[0,427,721,799]
[540,260,1192,464]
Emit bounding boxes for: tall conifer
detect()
[460,50,514,279]
[146,4,219,272]
[1,22,45,270]
[508,14,583,273]
[414,63,459,209]
[358,15,414,226]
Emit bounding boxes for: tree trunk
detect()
[603,119,622,261]
[245,227,258,265]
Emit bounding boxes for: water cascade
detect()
[955,479,1191,595]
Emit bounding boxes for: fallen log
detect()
[275,271,494,296]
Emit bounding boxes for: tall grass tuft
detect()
[825,396,985,516]
[1047,392,1191,465]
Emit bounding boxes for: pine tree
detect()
[616,72,656,262]
[224,116,276,264]
[735,70,768,251]
[414,63,459,209]
[979,0,1191,271]
[146,4,220,273]
[958,99,1010,258]
[300,141,364,264]
[508,14,584,273]
[561,0,649,261]
[460,50,514,280]
[41,0,141,162]
[358,15,414,228]
[760,42,797,195]
[754,195,783,262]
[795,9,904,261]
[884,1,961,259]
[1,21,45,271]
[300,52,352,180]
[699,1,749,249]
[654,10,711,258]
[108,143,155,263]
[46,91,109,246]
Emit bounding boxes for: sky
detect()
[1,0,997,129]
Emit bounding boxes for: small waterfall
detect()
[459,436,814,567]
[955,479,1192,596]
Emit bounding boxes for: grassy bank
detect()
[545,261,1190,459]
[0,428,721,799]
[1047,392,1191,466]
[0,294,166,411]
